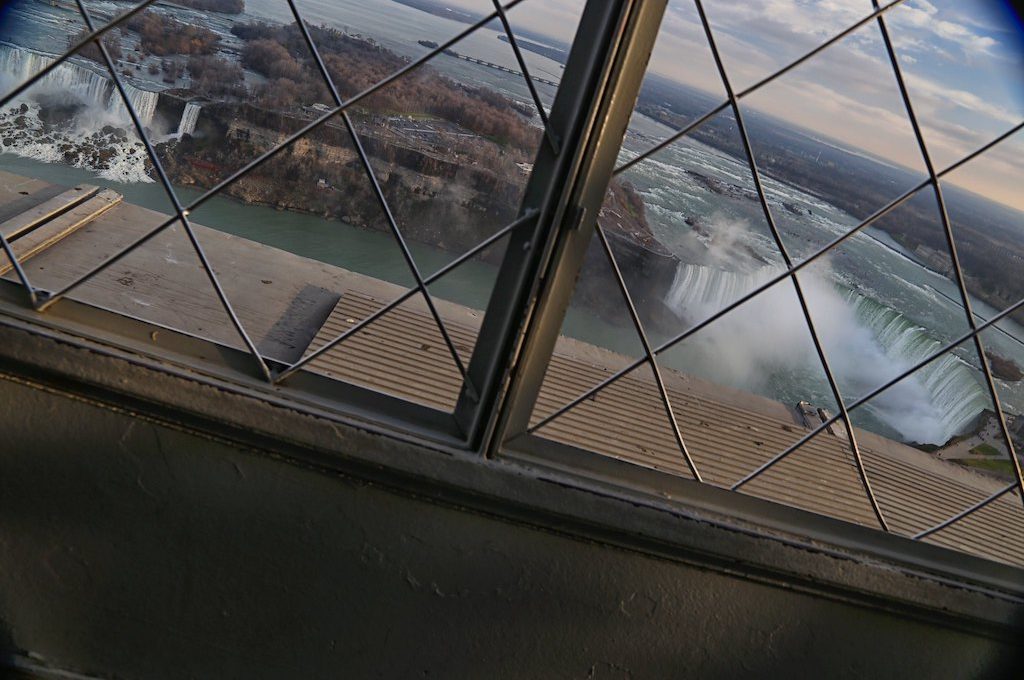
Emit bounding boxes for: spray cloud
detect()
[664,215,987,445]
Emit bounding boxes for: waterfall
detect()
[847,293,988,441]
[665,262,771,315]
[663,260,988,444]
[0,44,156,183]
[177,102,201,136]
[124,85,159,126]
[0,43,159,126]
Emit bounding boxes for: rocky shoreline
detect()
[0,102,154,183]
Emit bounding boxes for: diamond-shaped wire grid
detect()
[524,0,1024,543]
[270,0,564,385]
[869,0,1024,515]
[2,0,1023,548]
[3,0,544,398]
[72,0,273,380]
[285,0,470,382]
[592,221,703,480]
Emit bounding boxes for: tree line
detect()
[230,21,541,152]
[127,11,220,57]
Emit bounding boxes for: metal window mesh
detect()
[0,0,558,404]
[1,0,1022,563]
[520,0,1024,560]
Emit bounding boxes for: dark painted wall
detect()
[0,376,1019,679]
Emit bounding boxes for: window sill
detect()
[0,289,1020,642]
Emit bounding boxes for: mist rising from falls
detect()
[664,261,987,445]
[845,293,988,442]
[0,43,159,182]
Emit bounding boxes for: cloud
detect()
[939,131,1024,209]
[902,71,1021,125]
[448,0,1021,209]
[645,0,1023,208]
[888,0,999,56]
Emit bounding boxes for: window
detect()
[1,0,1022,567]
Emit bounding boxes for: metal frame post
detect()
[452,0,670,450]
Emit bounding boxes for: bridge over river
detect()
[445,49,560,88]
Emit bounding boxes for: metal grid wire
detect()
[527,0,1024,541]
[0,0,555,395]
[1,0,1023,546]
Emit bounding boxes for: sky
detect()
[446,0,1024,210]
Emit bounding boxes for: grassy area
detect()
[961,457,1015,476]
[970,442,1003,457]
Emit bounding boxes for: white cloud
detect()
[889,0,1000,56]
[649,0,1021,207]
[469,0,1022,209]
[902,71,1021,125]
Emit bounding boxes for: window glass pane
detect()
[0,0,583,413]
[516,0,1024,567]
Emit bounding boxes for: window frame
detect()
[0,0,1022,578]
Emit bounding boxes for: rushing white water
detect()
[177,102,201,136]
[126,86,159,127]
[664,261,764,313]
[846,293,989,441]
[0,43,158,183]
[0,43,160,126]
[664,261,988,444]
[0,100,153,183]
